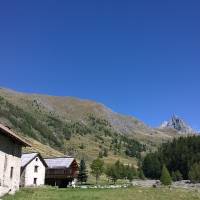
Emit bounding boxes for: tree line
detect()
[142,136,200,183]
[77,158,143,185]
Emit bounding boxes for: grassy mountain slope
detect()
[0,88,179,164]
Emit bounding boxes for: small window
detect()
[33,178,37,185]
[10,167,14,179]
[36,157,38,161]
[34,166,39,172]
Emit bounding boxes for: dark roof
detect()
[44,157,76,169]
[21,152,48,168]
[0,124,31,147]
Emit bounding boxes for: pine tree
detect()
[78,159,88,184]
[189,163,200,183]
[175,170,183,181]
[172,170,183,181]
[105,165,119,184]
[126,166,136,182]
[142,153,161,179]
[160,165,172,185]
[103,148,108,157]
[138,168,145,180]
[171,171,176,182]
[137,160,145,180]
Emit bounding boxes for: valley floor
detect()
[3,187,200,200]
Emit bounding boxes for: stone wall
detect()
[0,133,22,197]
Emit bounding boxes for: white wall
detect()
[23,156,46,187]
[0,134,22,197]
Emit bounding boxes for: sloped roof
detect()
[44,157,75,169]
[21,152,47,168]
[0,124,31,147]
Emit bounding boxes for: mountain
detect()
[0,87,185,164]
[160,115,196,134]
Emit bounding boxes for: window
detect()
[10,167,14,179]
[33,178,37,185]
[36,157,38,161]
[34,166,38,172]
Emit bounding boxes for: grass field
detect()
[3,187,200,200]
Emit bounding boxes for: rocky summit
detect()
[160,115,196,134]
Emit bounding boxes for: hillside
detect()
[0,87,182,164]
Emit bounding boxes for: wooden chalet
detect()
[44,156,78,188]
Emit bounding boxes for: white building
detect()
[0,124,30,197]
[20,153,47,187]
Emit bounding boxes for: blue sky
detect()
[0,0,200,129]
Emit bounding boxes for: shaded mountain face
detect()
[160,115,196,134]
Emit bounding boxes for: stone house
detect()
[20,152,47,187]
[44,157,78,188]
[0,124,30,197]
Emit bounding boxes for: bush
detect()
[160,165,172,185]
[189,163,200,183]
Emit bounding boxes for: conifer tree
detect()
[189,163,200,183]
[126,166,136,182]
[172,170,183,181]
[160,165,172,185]
[138,168,145,180]
[137,160,145,180]
[78,159,88,184]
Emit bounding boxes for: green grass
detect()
[3,187,200,200]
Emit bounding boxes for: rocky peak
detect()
[160,115,196,134]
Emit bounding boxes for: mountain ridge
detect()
[0,87,194,164]
[0,87,153,136]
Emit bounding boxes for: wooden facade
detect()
[44,157,78,188]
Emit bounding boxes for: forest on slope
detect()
[0,88,184,164]
[142,136,200,181]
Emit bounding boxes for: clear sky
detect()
[0,0,200,129]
